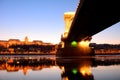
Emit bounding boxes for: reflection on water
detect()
[57,57,94,80]
[0,55,120,80]
[0,55,56,75]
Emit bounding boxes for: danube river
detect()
[0,55,120,80]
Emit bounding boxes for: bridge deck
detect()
[66,0,120,42]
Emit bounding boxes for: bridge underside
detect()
[57,0,120,57]
[66,0,120,42]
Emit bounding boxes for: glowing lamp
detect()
[79,41,89,47]
[71,41,77,47]
[72,68,78,74]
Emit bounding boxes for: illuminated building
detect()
[8,39,21,46]
[0,40,8,48]
[0,36,53,48]
[0,36,57,54]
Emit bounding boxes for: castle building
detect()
[8,39,21,46]
[0,40,8,48]
[0,36,52,48]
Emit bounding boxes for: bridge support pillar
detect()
[57,40,94,57]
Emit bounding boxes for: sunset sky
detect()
[0,0,120,44]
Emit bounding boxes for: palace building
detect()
[0,36,52,48]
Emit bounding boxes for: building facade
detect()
[0,36,52,48]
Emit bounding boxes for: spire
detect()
[24,36,28,44]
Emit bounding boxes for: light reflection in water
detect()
[0,55,120,80]
[57,57,94,80]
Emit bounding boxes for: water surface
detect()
[0,55,120,80]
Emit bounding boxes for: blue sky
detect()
[0,0,120,44]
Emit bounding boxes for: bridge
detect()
[57,0,120,56]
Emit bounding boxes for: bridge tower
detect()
[57,0,119,57]
[61,12,75,48]
[57,12,94,57]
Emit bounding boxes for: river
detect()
[0,55,120,80]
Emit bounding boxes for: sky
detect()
[0,0,120,44]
